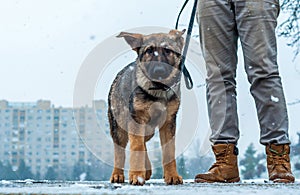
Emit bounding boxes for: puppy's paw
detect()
[129,171,146,185]
[110,173,125,183]
[164,174,183,185]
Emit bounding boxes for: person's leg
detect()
[236,0,289,145]
[198,0,239,144]
[236,0,294,182]
[195,0,240,183]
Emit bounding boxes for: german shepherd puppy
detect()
[108,29,186,185]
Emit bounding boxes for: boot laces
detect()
[269,148,288,163]
[268,149,289,170]
[269,147,287,156]
[271,156,288,166]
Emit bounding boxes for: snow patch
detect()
[79,173,87,181]
[137,176,145,184]
[160,42,167,47]
[0,180,12,185]
[129,66,134,71]
[270,95,279,103]
[25,179,34,185]
[1,180,300,194]
[113,183,122,187]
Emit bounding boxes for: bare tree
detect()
[277,0,300,58]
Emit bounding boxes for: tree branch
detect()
[277,0,300,59]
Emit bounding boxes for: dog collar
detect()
[149,80,180,92]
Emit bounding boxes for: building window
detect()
[45,137,51,142]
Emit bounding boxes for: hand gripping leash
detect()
[176,0,198,90]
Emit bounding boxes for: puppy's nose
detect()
[153,65,166,77]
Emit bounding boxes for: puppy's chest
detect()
[131,91,179,123]
[132,94,168,116]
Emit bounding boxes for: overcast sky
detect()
[0,0,187,106]
[0,0,299,153]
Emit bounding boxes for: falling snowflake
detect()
[270,95,279,103]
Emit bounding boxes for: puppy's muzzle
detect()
[148,62,172,81]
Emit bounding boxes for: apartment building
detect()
[0,100,109,177]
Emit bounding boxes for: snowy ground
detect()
[0,179,300,194]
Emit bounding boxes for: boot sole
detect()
[272,178,295,183]
[195,177,240,183]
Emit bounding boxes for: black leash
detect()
[176,0,198,90]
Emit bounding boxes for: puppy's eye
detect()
[145,47,154,55]
[163,48,172,55]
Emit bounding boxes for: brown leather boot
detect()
[266,144,295,183]
[194,144,240,183]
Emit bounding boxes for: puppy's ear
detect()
[169,29,186,37]
[168,29,186,50]
[116,32,143,52]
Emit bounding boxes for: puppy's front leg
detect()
[128,123,146,185]
[159,119,183,185]
[111,143,126,183]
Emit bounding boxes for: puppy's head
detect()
[117,30,186,87]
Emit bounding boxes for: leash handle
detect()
[176,0,198,90]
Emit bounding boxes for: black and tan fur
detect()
[108,29,186,185]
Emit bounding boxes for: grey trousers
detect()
[197,0,291,145]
